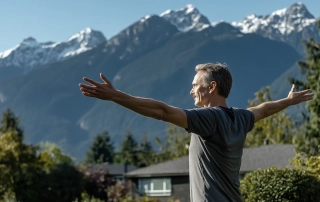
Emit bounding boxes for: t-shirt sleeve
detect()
[243,109,255,132]
[183,108,217,138]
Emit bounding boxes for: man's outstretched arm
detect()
[247,84,314,123]
[79,73,188,129]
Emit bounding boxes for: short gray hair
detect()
[195,63,232,98]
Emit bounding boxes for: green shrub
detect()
[240,167,320,202]
[291,154,320,179]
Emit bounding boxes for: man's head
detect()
[190,63,232,107]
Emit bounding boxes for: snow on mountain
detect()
[160,4,211,32]
[231,3,319,55]
[0,28,106,73]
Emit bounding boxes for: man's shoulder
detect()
[230,107,252,113]
[184,107,253,116]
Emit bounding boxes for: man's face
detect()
[190,71,211,107]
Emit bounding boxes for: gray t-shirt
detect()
[184,106,254,202]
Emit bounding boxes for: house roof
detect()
[239,144,296,174]
[125,144,296,178]
[125,156,189,177]
[87,163,137,176]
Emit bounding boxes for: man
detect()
[79,63,313,202]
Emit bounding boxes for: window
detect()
[139,178,171,196]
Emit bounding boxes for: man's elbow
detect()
[158,110,174,123]
[152,109,165,121]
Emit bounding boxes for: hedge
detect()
[240,167,320,202]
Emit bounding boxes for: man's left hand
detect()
[287,84,314,105]
[79,73,116,100]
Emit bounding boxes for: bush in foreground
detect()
[240,167,320,202]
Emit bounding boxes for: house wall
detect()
[129,176,190,202]
[169,176,190,202]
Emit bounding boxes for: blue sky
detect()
[1,0,319,52]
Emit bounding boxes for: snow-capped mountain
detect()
[231,3,319,55]
[160,4,211,32]
[0,28,106,74]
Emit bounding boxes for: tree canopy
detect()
[290,19,320,155]
[83,130,115,165]
[245,87,296,147]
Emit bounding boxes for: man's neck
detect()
[204,97,228,108]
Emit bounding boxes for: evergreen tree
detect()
[114,132,139,167]
[155,124,190,163]
[245,87,296,147]
[83,130,114,165]
[289,19,320,155]
[137,135,155,167]
[0,108,23,138]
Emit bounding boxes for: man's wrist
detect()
[111,90,127,102]
[109,89,118,102]
[283,97,292,106]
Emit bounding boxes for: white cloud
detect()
[113,75,121,82]
[79,120,89,130]
[0,92,6,103]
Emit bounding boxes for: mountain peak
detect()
[64,28,106,57]
[290,2,308,10]
[232,2,316,34]
[231,2,318,55]
[160,4,211,32]
[184,4,197,14]
[0,28,106,72]
[21,37,38,47]
[186,4,195,8]
[23,37,37,42]
[160,4,198,17]
[67,27,106,43]
[292,2,304,7]
[287,2,314,19]
[80,27,93,35]
[140,14,158,23]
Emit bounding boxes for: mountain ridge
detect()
[231,2,319,55]
[0,28,106,79]
[1,2,317,81]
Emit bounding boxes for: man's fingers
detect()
[79,83,103,92]
[82,92,95,97]
[79,85,104,93]
[298,89,312,95]
[301,93,314,101]
[306,93,314,99]
[83,77,101,87]
[79,83,94,88]
[291,84,296,92]
[80,86,103,94]
[100,73,111,84]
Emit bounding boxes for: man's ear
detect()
[209,81,217,93]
